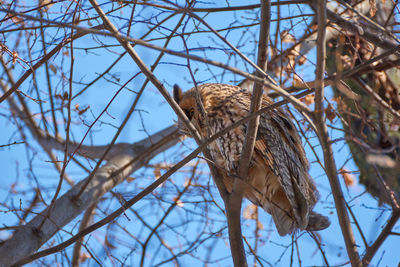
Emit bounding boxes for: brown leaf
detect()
[62,91,69,100]
[49,64,57,74]
[369,0,377,17]
[10,15,24,25]
[281,30,296,43]
[298,55,306,66]
[12,50,18,64]
[79,253,91,263]
[126,177,135,182]
[243,204,257,220]
[10,183,17,194]
[154,167,161,179]
[173,197,184,207]
[302,94,315,105]
[39,0,53,11]
[310,24,318,31]
[73,14,80,25]
[78,105,90,115]
[340,55,352,70]
[339,168,355,187]
[292,74,303,87]
[257,221,264,230]
[324,105,336,122]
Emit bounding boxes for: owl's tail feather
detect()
[269,204,297,236]
[306,211,331,231]
[270,209,330,236]
[265,188,298,236]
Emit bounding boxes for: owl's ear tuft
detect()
[173,84,183,104]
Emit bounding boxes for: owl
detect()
[174,83,330,236]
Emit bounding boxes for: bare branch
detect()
[362,210,400,266]
[0,126,180,266]
[313,1,361,266]
[225,1,271,266]
[0,24,105,103]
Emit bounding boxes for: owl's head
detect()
[173,83,249,137]
[173,84,204,137]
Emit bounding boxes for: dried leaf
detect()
[292,74,303,87]
[78,105,90,115]
[73,14,80,25]
[281,30,296,43]
[310,24,318,31]
[183,178,191,187]
[340,55,352,70]
[302,94,315,105]
[243,204,257,220]
[324,105,336,122]
[39,0,53,11]
[63,91,69,100]
[49,64,57,74]
[173,197,184,207]
[10,183,17,194]
[298,55,306,66]
[154,167,161,179]
[126,177,135,182]
[79,253,91,263]
[12,50,18,64]
[369,0,377,17]
[10,15,24,25]
[339,168,355,187]
[257,221,264,230]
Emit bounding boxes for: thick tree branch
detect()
[225,1,271,266]
[0,126,180,267]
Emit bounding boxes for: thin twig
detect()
[0,24,105,103]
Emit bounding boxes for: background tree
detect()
[0,0,399,266]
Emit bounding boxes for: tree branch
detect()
[0,126,180,267]
[362,209,400,266]
[0,8,311,116]
[313,1,361,266]
[225,1,271,266]
[0,24,105,103]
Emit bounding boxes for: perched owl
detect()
[174,83,330,236]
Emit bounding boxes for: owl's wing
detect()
[254,110,310,228]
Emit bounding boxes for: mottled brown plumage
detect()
[174,83,330,236]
